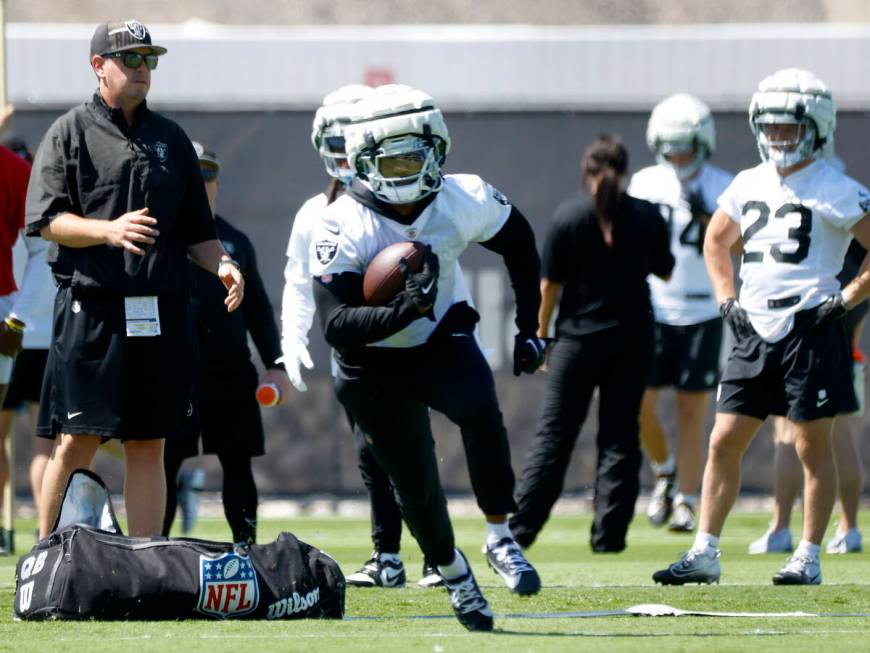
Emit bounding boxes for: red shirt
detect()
[0,145,31,295]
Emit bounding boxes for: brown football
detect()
[363,241,426,306]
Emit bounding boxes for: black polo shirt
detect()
[25,92,216,296]
[191,216,284,393]
[542,194,674,338]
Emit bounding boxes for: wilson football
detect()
[363,241,425,305]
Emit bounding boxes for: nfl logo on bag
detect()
[196,552,260,618]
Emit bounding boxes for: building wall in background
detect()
[9,108,870,495]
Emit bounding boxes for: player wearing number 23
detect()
[654,68,870,588]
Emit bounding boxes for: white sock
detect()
[692,532,719,553]
[795,539,821,560]
[438,549,469,581]
[674,493,697,507]
[486,520,513,547]
[651,454,676,476]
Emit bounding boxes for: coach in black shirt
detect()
[162,143,290,545]
[511,135,674,552]
[25,20,244,538]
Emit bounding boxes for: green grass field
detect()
[0,510,869,652]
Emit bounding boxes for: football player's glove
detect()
[399,244,439,321]
[276,346,314,393]
[513,333,548,376]
[720,298,755,341]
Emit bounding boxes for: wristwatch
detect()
[217,258,241,274]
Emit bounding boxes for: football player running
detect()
[309,85,545,631]
[281,85,418,588]
[628,94,733,533]
[653,68,870,586]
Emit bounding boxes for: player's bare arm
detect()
[843,213,870,309]
[40,208,159,255]
[188,239,245,312]
[703,208,741,304]
[537,278,561,339]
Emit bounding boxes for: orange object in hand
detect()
[255,382,281,407]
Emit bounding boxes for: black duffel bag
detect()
[14,525,345,620]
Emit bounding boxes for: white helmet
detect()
[646,93,715,181]
[749,68,836,169]
[345,85,451,204]
[310,84,374,184]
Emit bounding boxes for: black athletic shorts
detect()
[36,287,198,441]
[171,363,265,458]
[3,348,49,410]
[647,318,723,391]
[717,305,856,422]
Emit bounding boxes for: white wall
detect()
[8,22,870,110]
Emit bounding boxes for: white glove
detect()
[277,346,314,392]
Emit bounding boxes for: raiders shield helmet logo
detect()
[154,141,168,162]
[125,20,148,40]
[315,240,338,266]
[492,187,510,206]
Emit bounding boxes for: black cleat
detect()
[484,537,541,596]
[648,472,677,527]
[653,548,720,585]
[345,551,406,588]
[443,551,494,631]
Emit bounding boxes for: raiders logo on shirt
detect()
[315,240,338,266]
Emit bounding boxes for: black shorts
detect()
[170,364,265,458]
[36,287,198,441]
[717,306,856,422]
[3,348,49,410]
[647,318,723,391]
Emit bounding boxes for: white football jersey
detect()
[628,163,733,325]
[281,193,326,351]
[719,159,870,342]
[310,174,509,348]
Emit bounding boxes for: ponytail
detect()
[581,134,629,226]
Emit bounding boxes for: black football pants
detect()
[511,325,653,552]
[335,332,517,566]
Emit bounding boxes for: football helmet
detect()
[345,85,451,204]
[310,84,374,184]
[646,93,715,180]
[749,68,836,169]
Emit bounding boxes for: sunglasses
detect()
[103,51,159,70]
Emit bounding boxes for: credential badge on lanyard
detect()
[124,296,161,337]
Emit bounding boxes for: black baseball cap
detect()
[90,19,167,58]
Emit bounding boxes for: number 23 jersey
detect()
[719,159,870,342]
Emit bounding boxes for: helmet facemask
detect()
[655,138,708,181]
[357,134,445,204]
[753,113,817,169]
[317,122,354,185]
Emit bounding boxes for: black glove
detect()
[719,298,755,341]
[686,190,709,222]
[399,245,439,322]
[813,293,847,329]
[513,333,548,376]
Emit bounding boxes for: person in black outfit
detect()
[510,134,675,553]
[25,20,244,539]
[162,143,291,544]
